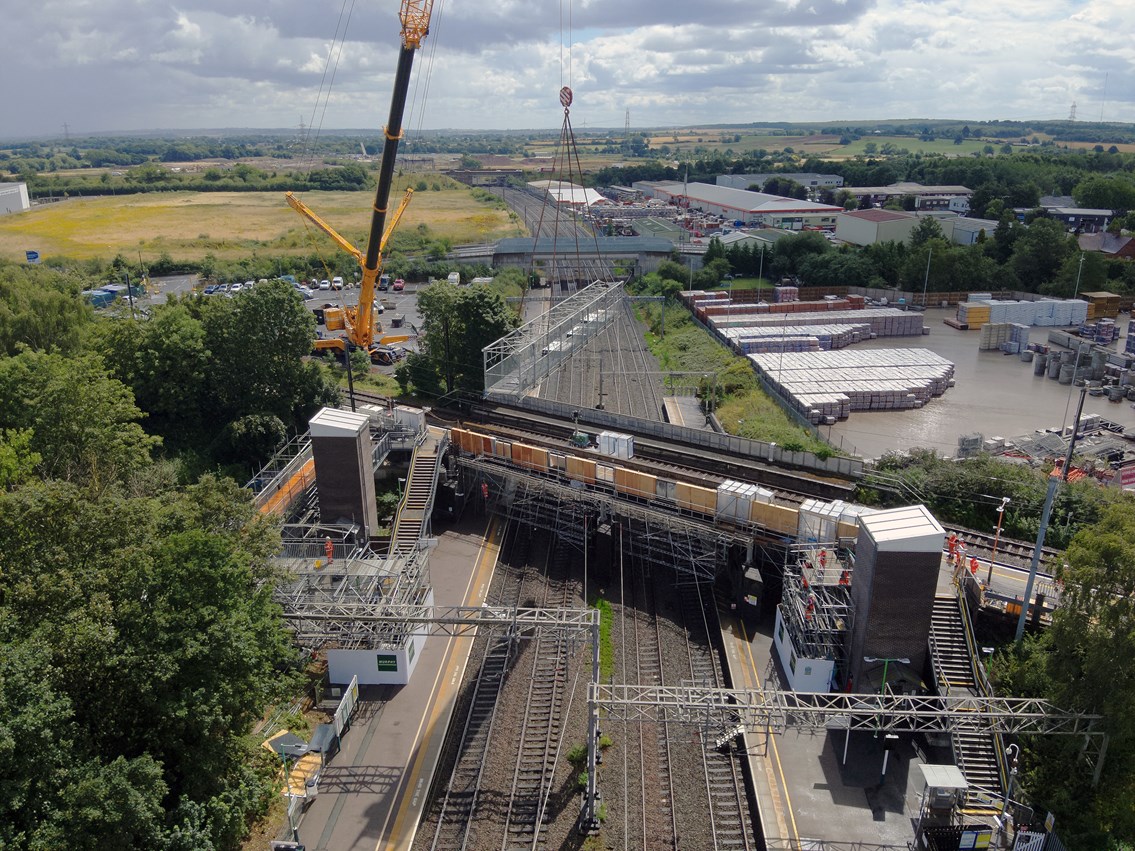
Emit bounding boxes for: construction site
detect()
[238,5,1126,851]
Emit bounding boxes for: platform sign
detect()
[958,828,992,849]
[25,250,40,264]
[376,654,398,672]
[1045,811,1056,832]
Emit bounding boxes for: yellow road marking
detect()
[740,619,801,850]
[379,518,501,850]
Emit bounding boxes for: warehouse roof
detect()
[842,209,914,223]
[652,181,842,215]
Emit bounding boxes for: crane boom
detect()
[284,192,363,265]
[289,0,434,354]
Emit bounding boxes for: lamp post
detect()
[1001,743,1020,829]
[1072,251,1085,301]
[985,497,1010,585]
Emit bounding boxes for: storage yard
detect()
[750,348,956,422]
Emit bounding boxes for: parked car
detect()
[203,284,221,295]
[297,286,315,299]
[379,274,390,291]
[392,278,405,292]
[319,279,332,291]
[229,282,243,293]
[331,276,344,290]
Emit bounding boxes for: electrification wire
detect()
[300,0,356,169]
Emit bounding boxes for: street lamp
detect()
[1072,251,1085,301]
[1001,743,1020,828]
[863,656,911,695]
[985,497,1011,585]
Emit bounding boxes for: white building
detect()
[527,180,610,208]
[716,173,844,192]
[632,181,843,230]
[0,182,31,215]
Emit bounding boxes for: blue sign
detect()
[25,250,40,264]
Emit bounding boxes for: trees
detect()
[0,351,160,486]
[1010,217,1074,291]
[994,502,1135,847]
[416,283,518,393]
[0,473,295,851]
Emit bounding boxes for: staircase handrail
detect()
[955,578,1010,795]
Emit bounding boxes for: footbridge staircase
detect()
[390,426,449,555]
[929,593,1007,799]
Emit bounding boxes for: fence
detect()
[498,394,865,480]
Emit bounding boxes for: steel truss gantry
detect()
[461,455,747,580]
[282,603,597,642]
[272,543,432,652]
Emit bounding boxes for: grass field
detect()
[0,181,517,264]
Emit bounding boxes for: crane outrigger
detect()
[287,0,434,359]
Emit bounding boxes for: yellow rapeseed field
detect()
[0,187,517,263]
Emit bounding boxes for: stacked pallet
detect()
[751,349,956,422]
[721,322,873,353]
[979,322,1032,352]
[713,308,923,337]
[956,298,1088,329]
[774,285,799,303]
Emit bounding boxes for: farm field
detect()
[0,184,516,263]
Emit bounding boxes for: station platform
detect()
[721,548,1033,849]
[289,515,502,851]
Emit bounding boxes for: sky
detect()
[3,0,1133,140]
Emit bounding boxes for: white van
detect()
[447,272,461,285]
[331,276,344,289]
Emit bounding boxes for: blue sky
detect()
[3,0,1132,139]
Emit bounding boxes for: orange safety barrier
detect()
[258,457,316,516]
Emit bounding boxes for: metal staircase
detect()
[929,595,1004,797]
[389,426,449,554]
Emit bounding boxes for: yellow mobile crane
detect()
[286,0,434,359]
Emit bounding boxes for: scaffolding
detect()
[272,542,432,653]
[483,280,625,399]
[780,543,855,664]
[462,455,747,581]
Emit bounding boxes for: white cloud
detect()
[2,0,1132,137]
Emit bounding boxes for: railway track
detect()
[502,540,579,850]
[620,542,679,849]
[426,522,525,851]
[944,526,1060,574]
[674,579,755,851]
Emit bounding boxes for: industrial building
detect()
[527,179,610,208]
[716,172,845,194]
[841,181,973,210]
[0,182,30,215]
[631,180,843,230]
[834,208,925,245]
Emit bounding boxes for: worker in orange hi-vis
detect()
[948,532,958,557]
[324,536,334,565]
[969,556,980,578]
[819,548,827,568]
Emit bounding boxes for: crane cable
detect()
[294,0,360,287]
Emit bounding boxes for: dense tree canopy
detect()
[408,283,519,394]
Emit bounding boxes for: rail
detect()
[492,394,865,480]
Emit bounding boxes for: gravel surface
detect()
[414,524,756,851]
